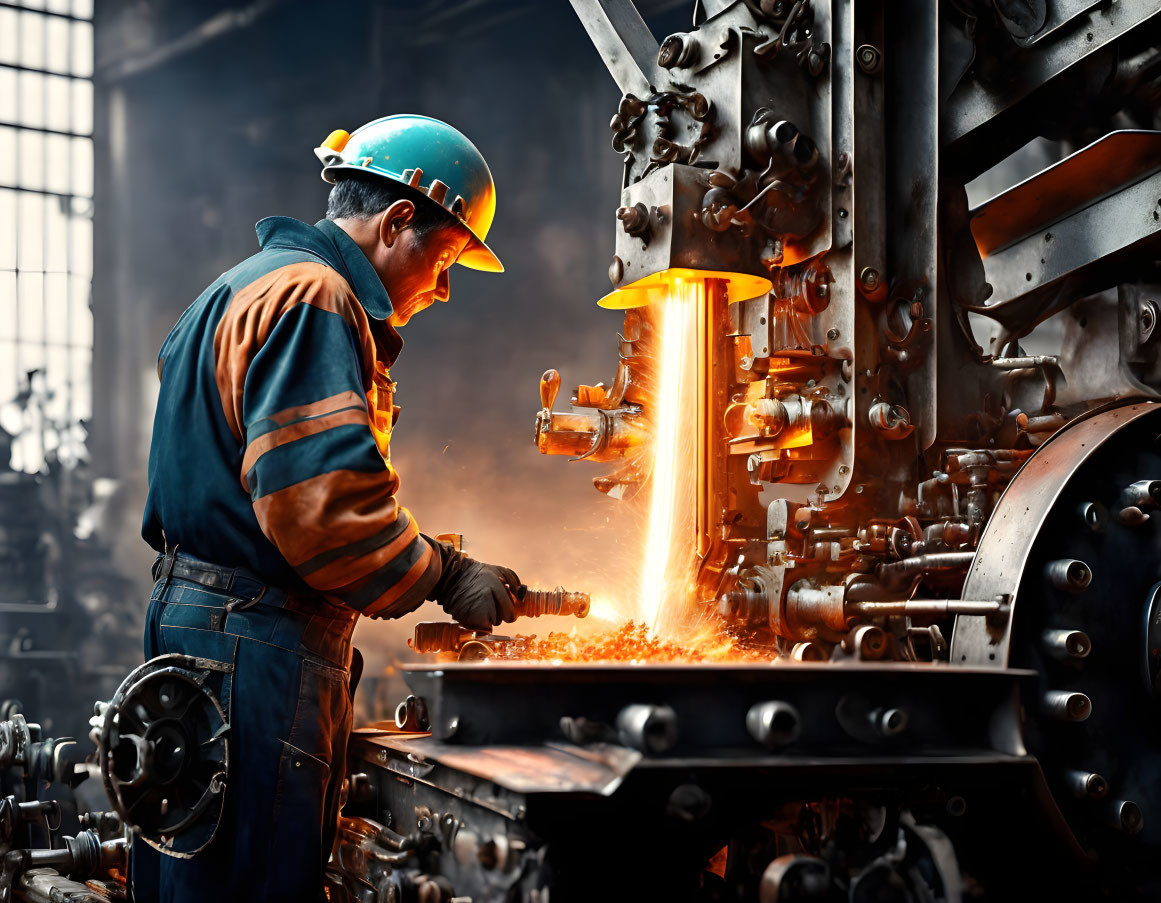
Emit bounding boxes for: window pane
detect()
[0,190,15,269]
[45,271,66,338]
[45,73,70,132]
[0,273,16,340]
[18,71,45,128]
[68,213,90,275]
[70,78,91,134]
[0,127,15,184]
[0,12,18,67]
[0,68,16,121]
[18,129,45,189]
[70,135,91,197]
[45,16,69,74]
[43,132,69,194]
[70,21,92,78]
[18,271,44,344]
[19,12,45,71]
[18,190,44,270]
[43,193,68,270]
[69,274,90,345]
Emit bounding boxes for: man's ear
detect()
[379,199,416,249]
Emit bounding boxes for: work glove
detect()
[426,536,520,630]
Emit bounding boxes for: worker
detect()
[133,115,520,901]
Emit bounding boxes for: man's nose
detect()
[435,269,451,303]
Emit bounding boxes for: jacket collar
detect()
[255,216,394,321]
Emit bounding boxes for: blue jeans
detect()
[130,554,358,902]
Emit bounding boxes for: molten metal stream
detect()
[637,280,700,636]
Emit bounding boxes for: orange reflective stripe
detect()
[241,407,370,486]
[265,390,367,428]
[305,516,421,591]
[251,467,401,568]
[359,540,436,617]
[213,262,376,441]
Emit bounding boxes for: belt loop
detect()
[158,543,179,589]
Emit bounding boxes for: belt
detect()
[153,548,358,669]
[153,548,272,607]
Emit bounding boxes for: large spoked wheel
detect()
[99,654,230,856]
[952,402,1161,893]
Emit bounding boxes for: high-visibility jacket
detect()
[142,216,441,618]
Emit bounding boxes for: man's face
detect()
[383,220,471,328]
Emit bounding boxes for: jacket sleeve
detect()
[213,261,441,617]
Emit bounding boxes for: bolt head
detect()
[608,255,624,286]
[860,267,880,290]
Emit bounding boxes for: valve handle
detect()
[540,369,561,411]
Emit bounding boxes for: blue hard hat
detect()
[314,114,502,273]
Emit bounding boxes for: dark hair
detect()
[325,171,448,235]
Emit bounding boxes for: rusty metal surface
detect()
[356,733,640,795]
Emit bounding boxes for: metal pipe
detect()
[1045,558,1092,593]
[1042,690,1092,722]
[846,598,1003,618]
[746,701,801,749]
[875,551,976,589]
[514,586,591,619]
[1064,770,1108,800]
[1041,628,1091,661]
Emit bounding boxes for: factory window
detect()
[0,0,95,472]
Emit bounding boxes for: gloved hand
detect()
[426,537,521,630]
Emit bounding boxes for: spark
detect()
[637,279,700,636]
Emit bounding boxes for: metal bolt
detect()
[827,327,839,340]
[946,796,967,817]
[608,255,624,286]
[1077,501,1107,532]
[859,267,880,290]
[870,707,908,736]
[1042,690,1092,722]
[1045,559,1092,593]
[657,33,696,69]
[746,700,801,748]
[856,43,882,74]
[1065,770,1108,800]
[1108,800,1144,834]
[1042,628,1091,661]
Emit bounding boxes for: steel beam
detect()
[943,0,1161,178]
[568,0,662,97]
[976,170,1161,314]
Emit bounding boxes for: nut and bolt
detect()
[856,43,882,74]
[608,255,624,286]
[859,267,880,291]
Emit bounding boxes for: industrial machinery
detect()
[30,1,1161,900]
[325,1,1161,899]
